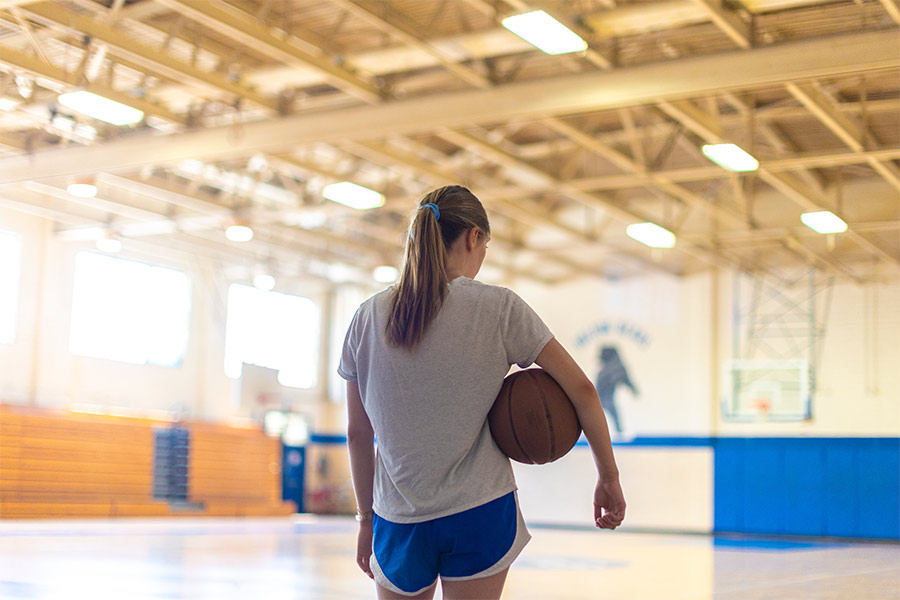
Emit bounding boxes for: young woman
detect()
[338,185,625,599]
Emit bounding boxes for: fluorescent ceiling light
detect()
[15,75,32,99]
[67,183,98,198]
[58,91,144,126]
[502,10,588,55]
[800,210,847,234]
[701,143,759,172]
[626,222,676,248]
[225,224,254,242]
[373,265,400,283]
[323,181,385,210]
[253,273,276,291]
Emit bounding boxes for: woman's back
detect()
[340,276,552,523]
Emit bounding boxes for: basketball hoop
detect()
[752,398,771,420]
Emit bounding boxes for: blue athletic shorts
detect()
[369,491,531,596]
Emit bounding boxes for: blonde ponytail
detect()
[386,186,490,351]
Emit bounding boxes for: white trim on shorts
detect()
[369,491,531,596]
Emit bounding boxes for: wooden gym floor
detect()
[0,516,896,599]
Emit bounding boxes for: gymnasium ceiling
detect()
[0,0,898,286]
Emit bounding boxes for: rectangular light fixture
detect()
[323,181,385,210]
[58,91,144,126]
[501,10,588,55]
[701,143,759,172]
[801,210,847,234]
[626,222,676,248]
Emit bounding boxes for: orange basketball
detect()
[488,368,582,464]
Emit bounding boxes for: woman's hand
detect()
[594,479,626,530]
[356,521,375,579]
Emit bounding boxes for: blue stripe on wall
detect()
[309,433,348,445]
[584,436,715,447]
[309,431,898,540]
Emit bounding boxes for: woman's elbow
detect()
[347,426,374,446]
[569,377,599,410]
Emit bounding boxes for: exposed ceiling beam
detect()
[22,2,279,112]
[720,91,828,194]
[786,83,863,151]
[543,116,749,229]
[584,2,707,36]
[516,98,900,162]
[878,0,900,24]
[524,1,614,69]
[786,81,900,193]
[657,100,723,142]
[327,0,493,88]
[661,97,900,268]
[693,0,752,49]
[570,146,900,191]
[438,127,742,274]
[152,0,382,103]
[1,30,895,184]
[780,233,865,283]
[0,44,185,125]
[339,139,610,279]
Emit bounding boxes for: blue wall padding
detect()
[715,438,899,540]
[713,438,743,533]
[824,446,857,538]
[784,442,825,537]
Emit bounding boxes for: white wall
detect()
[514,446,714,532]
[516,269,899,439]
[517,271,715,437]
[511,267,898,532]
[715,273,900,436]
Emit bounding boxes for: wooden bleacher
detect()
[0,404,295,519]
[188,422,294,517]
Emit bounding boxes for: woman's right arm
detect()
[346,381,376,579]
[535,338,626,530]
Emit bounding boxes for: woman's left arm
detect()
[346,381,376,579]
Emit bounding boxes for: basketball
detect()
[488,368,582,464]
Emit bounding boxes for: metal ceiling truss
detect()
[0,0,897,286]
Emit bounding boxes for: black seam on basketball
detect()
[509,373,536,464]
[535,371,555,461]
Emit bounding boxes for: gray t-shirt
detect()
[338,276,554,523]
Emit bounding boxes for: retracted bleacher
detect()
[0,404,295,519]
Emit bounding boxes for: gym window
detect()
[69,251,191,367]
[224,284,319,389]
[0,230,21,345]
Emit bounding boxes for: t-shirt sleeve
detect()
[337,308,361,382]
[500,289,554,368]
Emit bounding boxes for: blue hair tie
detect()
[422,203,440,221]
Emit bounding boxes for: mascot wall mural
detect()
[575,320,647,440]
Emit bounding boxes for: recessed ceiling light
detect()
[800,210,847,234]
[501,10,588,55]
[57,90,144,126]
[323,181,385,210]
[701,143,759,172]
[626,222,677,248]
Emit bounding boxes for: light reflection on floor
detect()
[0,517,896,599]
